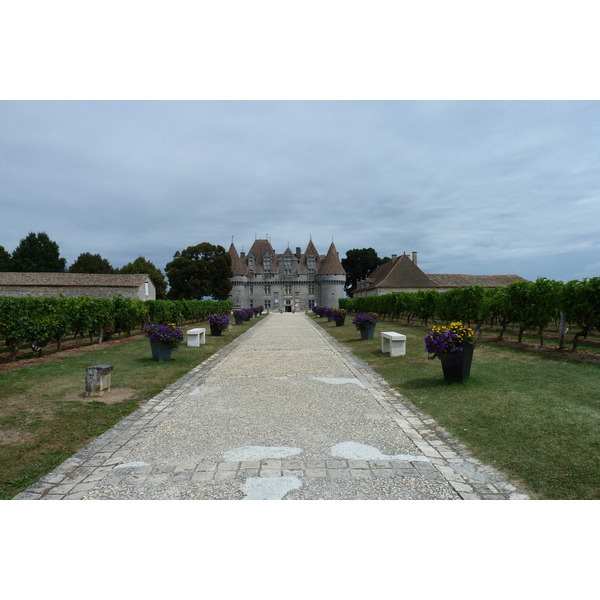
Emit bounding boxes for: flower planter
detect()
[143,323,183,361]
[234,316,245,326]
[206,313,230,336]
[150,341,172,362]
[440,344,474,383]
[335,318,346,327]
[360,323,376,340]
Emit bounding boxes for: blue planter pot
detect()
[150,341,172,362]
[360,323,376,340]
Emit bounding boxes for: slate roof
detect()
[0,272,151,287]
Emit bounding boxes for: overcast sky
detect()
[2,3,599,285]
[4,2,596,574]
[1,100,598,283]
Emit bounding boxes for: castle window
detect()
[263,253,271,272]
[307,254,316,274]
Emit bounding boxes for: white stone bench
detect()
[187,328,206,347]
[381,332,406,356]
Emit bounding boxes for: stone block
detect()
[85,364,114,397]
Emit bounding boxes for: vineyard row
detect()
[339,277,600,351]
[0,296,232,360]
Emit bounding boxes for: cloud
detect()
[1,101,599,284]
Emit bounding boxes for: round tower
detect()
[316,242,346,308]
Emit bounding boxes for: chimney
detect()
[391,254,397,261]
[240,251,246,259]
[412,251,418,265]
[296,247,301,259]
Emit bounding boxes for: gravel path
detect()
[14,313,529,500]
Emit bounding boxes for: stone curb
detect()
[14,315,530,500]
[13,320,270,500]
[306,318,530,500]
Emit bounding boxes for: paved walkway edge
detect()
[305,317,530,500]
[14,315,530,500]
[13,321,265,500]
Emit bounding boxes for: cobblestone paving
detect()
[14,313,529,500]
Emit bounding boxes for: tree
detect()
[119,256,168,299]
[561,277,600,351]
[0,245,11,270]
[69,252,115,274]
[525,278,562,347]
[165,242,233,301]
[10,232,67,272]
[341,248,388,297]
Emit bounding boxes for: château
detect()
[228,238,346,312]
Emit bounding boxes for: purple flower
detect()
[206,313,230,331]
[142,323,184,350]
[352,313,378,331]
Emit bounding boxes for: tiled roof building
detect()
[228,238,346,311]
[0,272,156,300]
[354,253,526,296]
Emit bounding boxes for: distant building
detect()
[353,252,526,296]
[228,238,346,311]
[0,272,156,300]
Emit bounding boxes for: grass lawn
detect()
[314,315,600,500]
[0,317,264,499]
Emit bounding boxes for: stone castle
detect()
[228,238,346,312]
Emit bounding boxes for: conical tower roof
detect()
[228,243,248,276]
[318,242,346,276]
